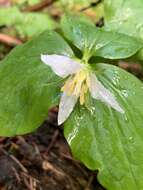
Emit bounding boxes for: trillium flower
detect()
[41,54,124,125]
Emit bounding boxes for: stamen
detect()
[68,80,76,95]
[79,83,88,105]
[61,68,90,103]
[86,74,90,87]
[80,90,85,105]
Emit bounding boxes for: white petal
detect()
[41,54,82,78]
[58,92,78,125]
[89,74,124,113]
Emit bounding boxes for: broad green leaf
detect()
[61,15,143,59]
[94,31,143,59]
[64,63,143,190]
[61,14,96,53]
[104,0,143,40]
[0,30,73,136]
[0,7,56,38]
[104,0,143,61]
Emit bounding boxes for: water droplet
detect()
[95,43,103,50]
[75,115,84,126]
[136,23,142,30]
[89,106,96,116]
[124,114,129,122]
[121,90,128,98]
[67,126,78,145]
[119,21,123,25]
[128,136,134,143]
[123,8,133,21]
[112,71,120,85]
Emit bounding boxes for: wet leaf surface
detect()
[65,63,143,190]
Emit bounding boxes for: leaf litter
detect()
[0,108,105,190]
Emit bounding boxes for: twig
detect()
[47,129,59,153]
[23,177,32,190]
[22,172,40,190]
[42,160,65,177]
[80,0,103,12]
[61,153,88,177]
[119,61,142,72]
[30,177,37,190]
[22,172,40,183]
[0,33,22,46]
[84,174,95,190]
[0,148,28,173]
[11,166,21,183]
[23,0,57,12]
[42,159,75,189]
[10,154,28,173]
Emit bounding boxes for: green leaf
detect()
[104,0,143,61]
[0,7,56,38]
[61,15,143,59]
[104,0,143,40]
[61,14,96,52]
[64,63,143,190]
[94,30,143,59]
[0,30,73,136]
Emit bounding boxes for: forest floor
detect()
[0,108,105,190]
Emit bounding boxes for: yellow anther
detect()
[68,80,76,95]
[77,70,86,81]
[61,68,90,103]
[80,90,85,105]
[79,83,88,105]
[83,83,88,94]
[86,74,90,88]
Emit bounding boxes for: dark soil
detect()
[0,109,105,190]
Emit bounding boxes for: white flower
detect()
[41,54,124,125]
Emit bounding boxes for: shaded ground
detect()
[0,109,105,190]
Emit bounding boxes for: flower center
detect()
[61,69,90,105]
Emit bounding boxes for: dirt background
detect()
[0,108,105,190]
